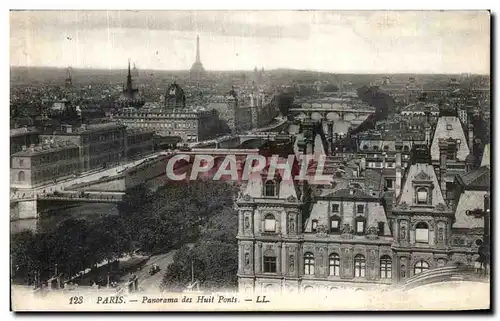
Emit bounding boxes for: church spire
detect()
[196,35,200,62]
[126,59,133,92]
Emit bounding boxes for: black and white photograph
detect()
[9,10,491,311]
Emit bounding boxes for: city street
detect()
[126,244,194,292]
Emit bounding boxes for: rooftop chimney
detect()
[438,139,448,203]
[468,124,474,154]
[395,152,402,198]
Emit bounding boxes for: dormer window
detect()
[416,187,429,204]
[264,180,277,197]
[355,216,366,235]
[312,219,318,233]
[330,216,341,233]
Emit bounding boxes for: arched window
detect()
[264,180,277,197]
[18,171,25,182]
[415,222,429,243]
[403,145,410,152]
[416,187,429,204]
[304,252,315,275]
[329,253,340,276]
[264,214,276,232]
[354,254,366,277]
[414,260,429,274]
[380,255,392,279]
[362,145,369,150]
[384,145,390,151]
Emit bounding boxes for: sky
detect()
[9,10,490,74]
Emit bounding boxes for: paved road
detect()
[127,244,194,292]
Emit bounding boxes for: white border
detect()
[2,1,497,320]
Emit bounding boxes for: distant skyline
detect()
[10,11,490,74]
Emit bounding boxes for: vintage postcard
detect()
[10,10,491,311]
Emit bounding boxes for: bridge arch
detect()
[311,112,323,121]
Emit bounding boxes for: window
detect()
[19,159,24,167]
[331,204,340,213]
[416,188,428,204]
[354,255,366,277]
[414,260,429,275]
[330,216,341,233]
[446,124,453,130]
[373,146,379,151]
[362,145,369,150]
[415,222,429,243]
[380,256,392,279]
[355,217,366,234]
[386,179,393,189]
[403,145,410,152]
[264,214,276,232]
[329,254,340,276]
[264,180,277,197]
[378,222,385,236]
[357,204,365,214]
[18,171,25,182]
[311,220,318,232]
[263,256,277,273]
[304,252,315,275]
[384,145,390,150]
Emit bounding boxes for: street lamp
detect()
[466,193,490,276]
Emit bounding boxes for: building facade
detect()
[11,141,80,188]
[236,143,487,293]
[114,82,226,142]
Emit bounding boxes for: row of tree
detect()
[11,180,238,286]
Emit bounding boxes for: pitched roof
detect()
[430,116,469,161]
[453,190,487,229]
[324,188,377,199]
[481,144,490,167]
[395,163,446,209]
[458,166,490,189]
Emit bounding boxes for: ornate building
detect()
[115,82,226,142]
[117,60,145,108]
[236,142,487,293]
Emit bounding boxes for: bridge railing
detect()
[39,193,124,201]
[394,265,477,291]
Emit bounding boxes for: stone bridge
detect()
[394,265,488,291]
[289,107,374,128]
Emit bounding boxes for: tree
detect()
[161,183,239,292]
